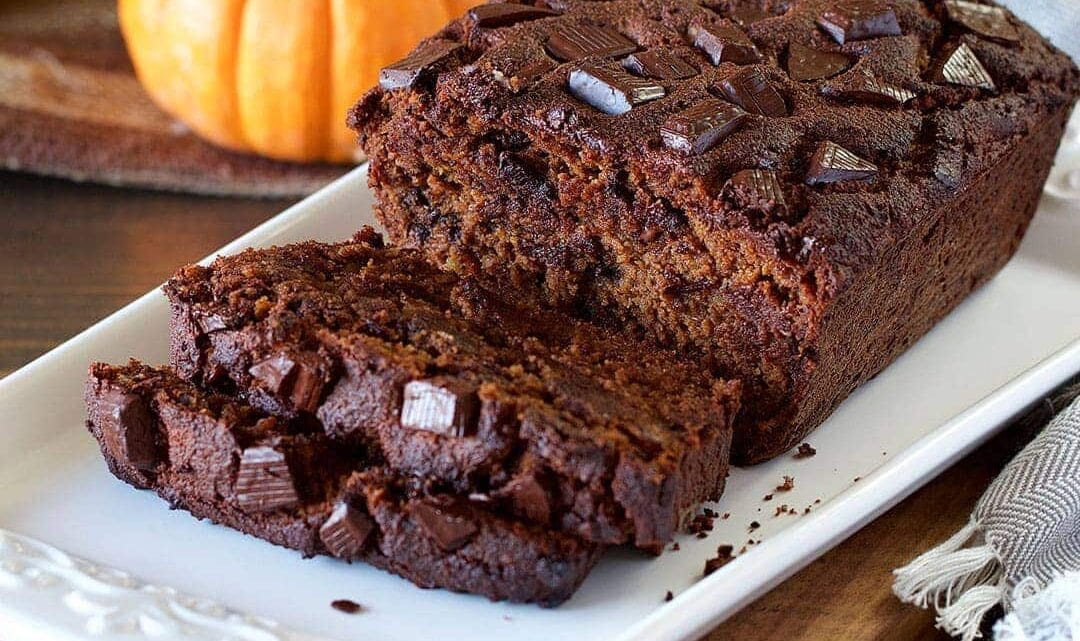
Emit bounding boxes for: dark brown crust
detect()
[349,0,1079,463]
[85,362,602,606]
[163,234,739,552]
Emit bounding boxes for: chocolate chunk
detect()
[498,471,553,523]
[840,71,916,106]
[320,502,376,560]
[689,23,761,66]
[234,446,299,512]
[412,501,479,551]
[249,353,326,413]
[725,169,787,216]
[731,6,769,26]
[99,389,159,471]
[468,4,559,28]
[786,43,852,81]
[943,0,1020,43]
[622,50,698,80]
[718,67,788,117]
[401,379,480,437]
[817,2,902,44]
[331,599,363,615]
[195,313,228,334]
[546,23,637,61]
[805,141,878,185]
[379,40,462,91]
[661,99,748,155]
[568,65,666,115]
[931,43,996,91]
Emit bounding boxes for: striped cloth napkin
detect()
[894,393,1080,640]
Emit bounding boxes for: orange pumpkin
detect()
[119,0,479,163]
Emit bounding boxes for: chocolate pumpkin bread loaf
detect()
[351,0,1080,462]
[85,361,603,606]
[164,230,740,552]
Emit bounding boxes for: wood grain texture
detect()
[1,169,1046,640]
[0,0,347,198]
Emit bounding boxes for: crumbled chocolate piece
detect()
[412,501,479,551]
[99,389,159,471]
[718,67,787,116]
[795,443,817,458]
[568,65,666,115]
[546,23,637,61]
[331,599,364,615]
[841,71,916,106]
[763,493,774,501]
[749,520,761,530]
[776,475,795,492]
[671,542,681,551]
[622,50,698,80]
[664,590,675,602]
[725,169,787,216]
[805,141,878,185]
[703,544,735,576]
[320,502,376,561]
[661,99,748,155]
[468,4,559,28]
[689,23,761,65]
[943,0,1020,42]
[774,504,792,516]
[722,512,731,520]
[817,1,902,44]
[931,43,996,91]
[380,40,462,91]
[687,508,717,535]
[786,43,852,81]
[234,446,299,513]
[195,313,228,334]
[401,379,479,438]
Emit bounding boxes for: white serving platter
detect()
[1,114,1079,641]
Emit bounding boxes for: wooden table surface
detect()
[5,168,1046,640]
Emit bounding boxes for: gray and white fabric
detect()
[894,396,1080,641]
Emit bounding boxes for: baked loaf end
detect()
[85,361,603,606]
[164,231,740,552]
[351,0,1079,462]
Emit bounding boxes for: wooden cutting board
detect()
[0,0,349,198]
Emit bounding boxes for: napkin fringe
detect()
[894,519,1005,641]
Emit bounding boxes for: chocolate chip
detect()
[99,389,159,471]
[690,23,761,66]
[568,65,665,115]
[331,599,363,615]
[546,23,637,61]
[412,501,479,551]
[401,379,479,437]
[320,502,375,561]
[248,353,326,413]
[805,141,878,185]
[718,67,787,116]
[840,71,916,106]
[468,4,559,28]
[786,43,852,81]
[817,2,901,44]
[943,0,1020,43]
[931,43,996,91]
[234,446,299,513]
[622,50,698,80]
[724,169,787,216]
[379,40,462,91]
[661,99,748,155]
[498,471,553,523]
